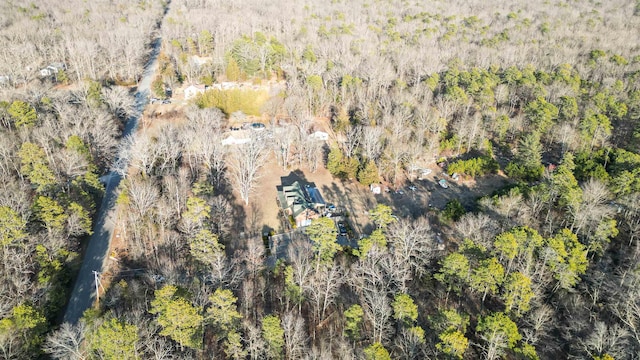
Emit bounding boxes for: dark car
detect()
[337,222,348,235]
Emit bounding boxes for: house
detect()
[309,131,329,141]
[39,62,66,77]
[221,134,252,146]
[184,84,206,100]
[277,181,326,228]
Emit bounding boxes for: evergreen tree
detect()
[357,160,380,186]
[8,100,37,127]
[261,315,284,359]
[149,285,203,350]
[90,317,138,360]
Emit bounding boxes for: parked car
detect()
[251,123,266,131]
[438,179,449,188]
[337,221,348,235]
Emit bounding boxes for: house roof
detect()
[277,181,325,218]
[221,135,251,146]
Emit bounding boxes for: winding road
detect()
[63,11,167,324]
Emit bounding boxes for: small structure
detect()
[277,181,326,228]
[370,183,382,194]
[184,84,206,100]
[39,62,66,77]
[417,168,432,180]
[309,131,329,141]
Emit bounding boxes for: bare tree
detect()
[102,86,135,120]
[360,126,384,164]
[282,312,307,359]
[455,213,500,248]
[579,321,628,359]
[342,126,361,159]
[362,287,392,343]
[387,217,436,286]
[571,178,612,234]
[226,137,268,206]
[244,321,265,360]
[127,178,159,220]
[272,125,296,170]
[43,322,86,360]
[304,263,344,325]
[183,107,227,183]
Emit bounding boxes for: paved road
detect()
[63,23,165,324]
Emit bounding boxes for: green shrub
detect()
[505,162,544,182]
[443,199,466,221]
[447,156,498,178]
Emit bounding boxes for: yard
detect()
[245,154,377,238]
[240,155,511,240]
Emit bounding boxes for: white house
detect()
[39,62,66,77]
[309,131,329,141]
[184,84,206,100]
[221,135,252,146]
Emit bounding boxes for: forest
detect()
[1,0,640,359]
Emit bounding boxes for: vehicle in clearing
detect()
[337,221,348,235]
[438,179,449,189]
[251,123,266,131]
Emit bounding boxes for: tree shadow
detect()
[214,178,248,252]
[278,169,310,187]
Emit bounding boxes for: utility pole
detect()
[93,270,101,306]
